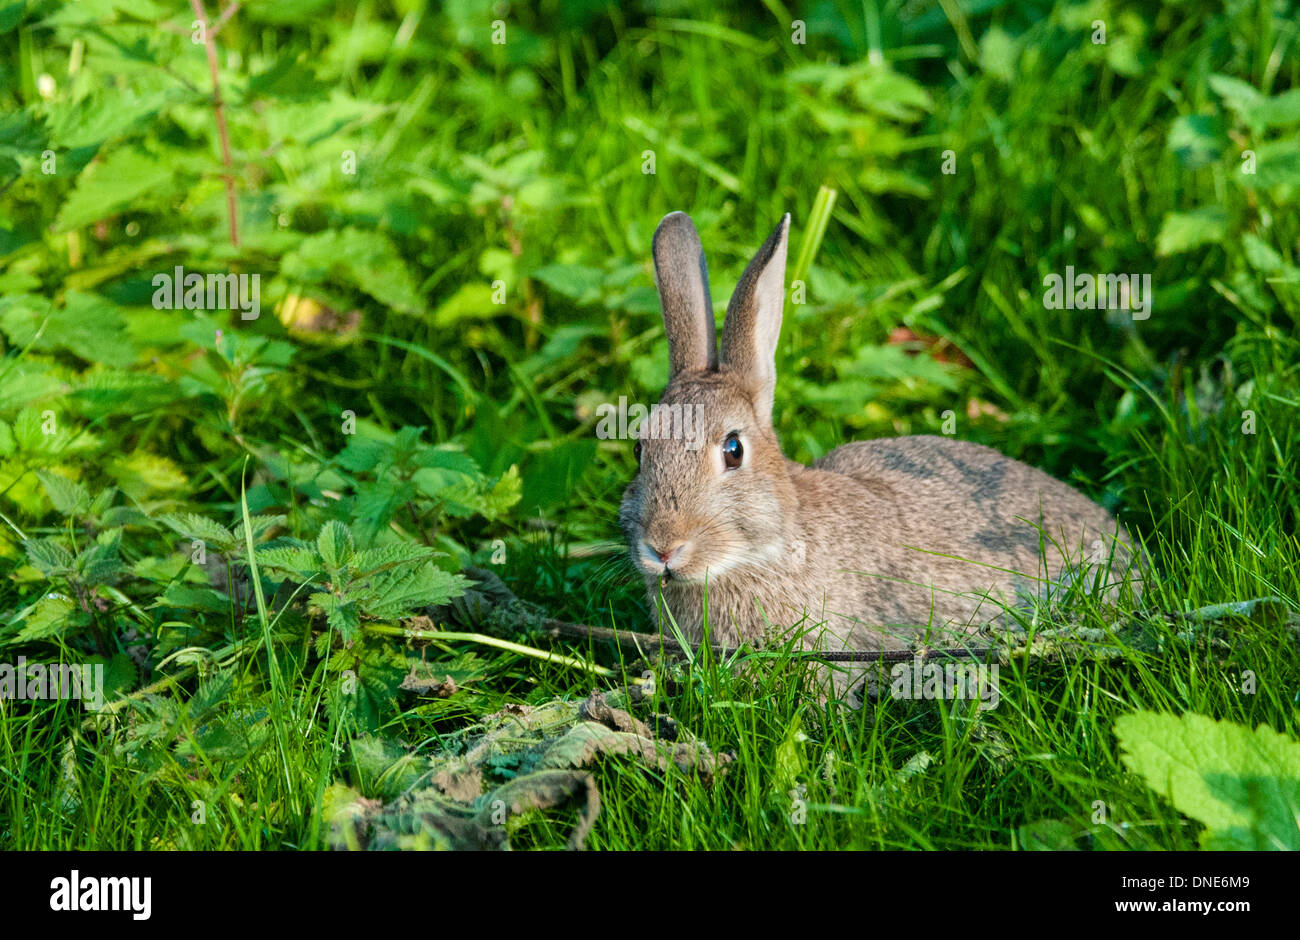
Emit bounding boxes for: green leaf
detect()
[1245,135,1300,189]
[255,543,322,579]
[157,583,232,614]
[481,465,522,520]
[316,520,355,571]
[309,591,361,643]
[37,469,89,516]
[357,562,469,621]
[1155,207,1230,256]
[432,283,499,326]
[531,264,605,304]
[55,147,177,231]
[1115,711,1300,850]
[338,436,391,473]
[23,538,76,575]
[0,291,137,367]
[107,452,187,499]
[234,514,286,544]
[1166,115,1226,170]
[77,533,125,584]
[1209,74,1265,127]
[350,541,438,577]
[159,513,238,552]
[13,595,81,643]
[281,228,423,314]
[1018,819,1078,851]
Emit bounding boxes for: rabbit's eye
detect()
[722,432,743,469]
[633,440,642,465]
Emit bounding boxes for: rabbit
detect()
[618,211,1142,695]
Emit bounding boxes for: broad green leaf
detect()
[0,292,137,367]
[37,469,89,516]
[316,520,355,571]
[55,147,177,231]
[359,562,469,620]
[1115,711,1300,850]
[531,264,605,304]
[281,228,423,314]
[1155,207,1230,256]
[255,544,322,579]
[106,452,187,498]
[309,591,361,642]
[432,283,498,326]
[157,583,232,614]
[14,595,82,642]
[351,542,438,577]
[23,538,76,575]
[159,513,238,552]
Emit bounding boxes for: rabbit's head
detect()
[619,212,801,585]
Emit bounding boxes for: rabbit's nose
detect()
[643,540,688,567]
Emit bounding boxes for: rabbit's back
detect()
[798,435,1138,636]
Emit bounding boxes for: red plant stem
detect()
[190,0,239,247]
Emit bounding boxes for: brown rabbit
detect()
[618,212,1141,682]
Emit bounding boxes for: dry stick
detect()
[191,0,239,247]
[539,617,1000,663]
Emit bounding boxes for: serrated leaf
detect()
[310,591,361,643]
[281,227,423,314]
[1115,711,1300,850]
[56,146,178,231]
[77,535,124,584]
[37,469,89,516]
[481,465,522,520]
[0,291,136,367]
[189,670,234,722]
[337,436,391,473]
[357,562,469,621]
[23,538,75,575]
[234,513,286,544]
[159,513,238,552]
[316,521,354,571]
[157,583,232,614]
[14,595,81,642]
[254,543,322,579]
[351,542,438,577]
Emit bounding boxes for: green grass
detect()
[0,0,1298,850]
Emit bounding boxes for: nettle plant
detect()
[255,520,468,647]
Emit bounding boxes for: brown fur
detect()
[619,213,1141,677]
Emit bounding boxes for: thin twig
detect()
[539,617,999,663]
[190,0,239,247]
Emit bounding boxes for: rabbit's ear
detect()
[720,214,789,425]
[653,212,718,376]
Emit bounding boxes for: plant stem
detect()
[362,623,621,679]
[191,0,239,247]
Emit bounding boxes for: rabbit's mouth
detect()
[634,535,787,584]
